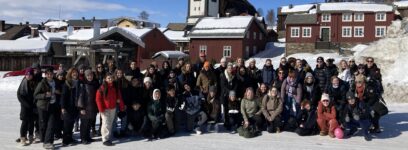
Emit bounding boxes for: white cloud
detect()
[0,0,126,23]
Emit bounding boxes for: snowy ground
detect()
[1,73,408,150]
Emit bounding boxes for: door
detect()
[321,28,330,42]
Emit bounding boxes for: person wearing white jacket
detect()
[338,60,351,83]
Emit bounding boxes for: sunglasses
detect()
[322,100,329,102]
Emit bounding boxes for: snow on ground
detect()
[0,72,407,150]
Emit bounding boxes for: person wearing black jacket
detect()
[247,59,261,90]
[343,91,372,141]
[236,66,250,99]
[313,57,330,93]
[146,89,167,140]
[126,77,145,134]
[164,86,179,135]
[61,68,81,146]
[177,63,196,91]
[77,69,99,144]
[34,68,60,149]
[295,100,318,136]
[326,76,347,123]
[302,73,321,109]
[125,61,143,80]
[220,63,238,129]
[17,69,38,146]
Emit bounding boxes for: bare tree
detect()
[257,8,264,16]
[266,9,275,26]
[139,11,149,20]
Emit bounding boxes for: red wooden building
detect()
[189,16,268,63]
[285,2,395,55]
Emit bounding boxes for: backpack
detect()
[237,125,261,138]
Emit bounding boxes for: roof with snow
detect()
[280,4,316,14]
[394,1,408,8]
[44,20,68,29]
[318,2,394,12]
[286,14,317,25]
[40,31,68,40]
[67,28,110,41]
[189,16,265,38]
[0,40,50,53]
[163,30,189,42]
[152,51,189,59]
[88,27,147,48]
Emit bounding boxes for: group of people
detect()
[16,52,387,149]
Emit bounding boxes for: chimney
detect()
[67,26,74,36]
[0,20,5,32]
[19,22,23,26]
[26,21,29,25]
[31,27,39,38]
[289,4,293,9]
[93,20,101,38]
[184,30,188,37]
[226,12,230,17]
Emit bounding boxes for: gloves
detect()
[179,102,185,110]
[345,116,350,122]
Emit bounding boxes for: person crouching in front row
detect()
[317,93,339,138]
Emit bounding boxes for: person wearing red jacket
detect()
[317,93,339,138]
[95,74,125,146]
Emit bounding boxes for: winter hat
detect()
[355,74,366,83]
[209,86,217,93]
[78,64,86,70]
[321,93,330,101]
[152,89,161,100]
[305,72,313,79]
[45,67,54,73]
[143,77,153,84]
[229,90,236,97]
[84,69,93,76]
[25,68,34,76]
[346,91,355,100]
[204,61,210,68]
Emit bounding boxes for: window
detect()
[253,32,257,40]
[354,13,364,22]
[375,26,386,37]
[259,33,263,40]
[354,27,364,37]
[342,26,352,37]
[342,13,352,22]
[291,27,300,38]
[223,46,232,57]
[246,32,250,39]
[376,13,386,21]
[199,45,207,55]
[302,27,312,38]
[322,13,331,22]
[253,46,257,55]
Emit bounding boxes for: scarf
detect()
[356,85,365,101]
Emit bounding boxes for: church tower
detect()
[187,0,220,24]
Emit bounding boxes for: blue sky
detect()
[0,0,324,26]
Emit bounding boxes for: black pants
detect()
[80,117,91,141]
[62,112,78,144]
[266,116,282,133]
[222,102,230,129]
[38,104,58,144]
[248,115,263,130]
[20,118,34,138]
[372,112,381,129]
[228,113,242,129]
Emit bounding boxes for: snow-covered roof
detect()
[44,20,68,29]
[152,51,188,59]
[0,32,5,36]
[394,1,408,8]
[67,28,110,41]
[319,2,393,12]
[281,4,316,14]
[189,16,263,38]
[88,27,147,48]
[163,30,189,42]
[0,40,50,53]
[40,31,68,40]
